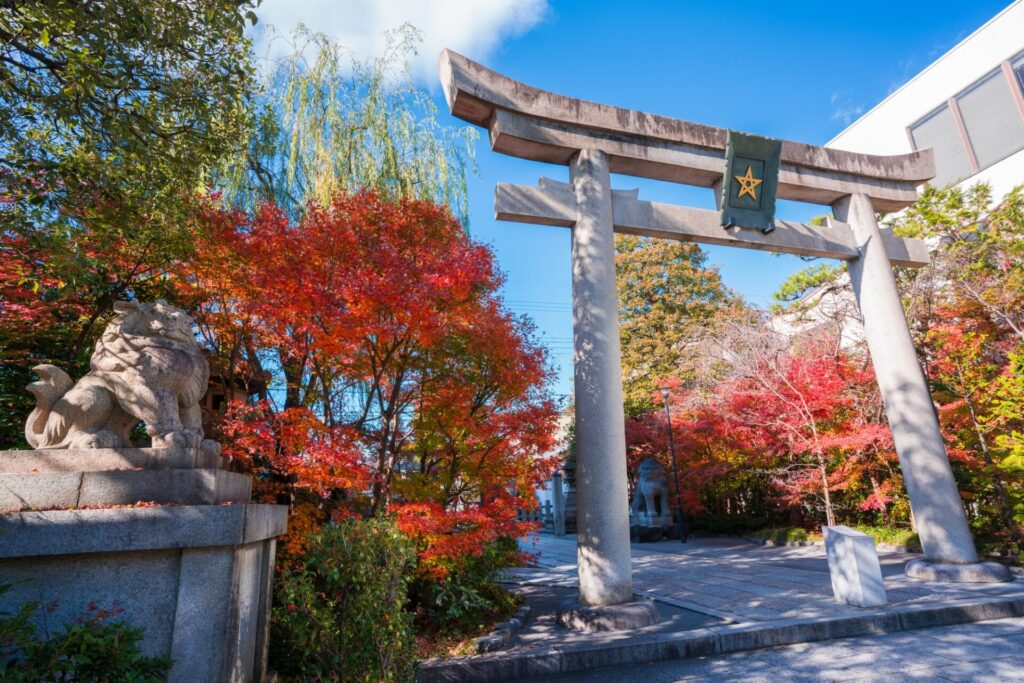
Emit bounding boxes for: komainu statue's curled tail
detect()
[25,364,75,449]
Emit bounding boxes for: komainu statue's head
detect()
[638,458,667,481]
[109,300,196,345]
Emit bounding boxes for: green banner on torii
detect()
[720,131,782,234]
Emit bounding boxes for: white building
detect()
[828,0,1024,198]
[773,2,1024,337]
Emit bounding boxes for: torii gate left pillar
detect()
[570,149,633,605]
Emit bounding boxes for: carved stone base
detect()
[906,558,1014,583]
[556,598,661,632]
[631,513,673,528]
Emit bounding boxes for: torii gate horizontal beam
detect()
[441,50,934,212]
[496,179,929,267]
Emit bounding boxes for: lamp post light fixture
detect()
[658,386,689,543]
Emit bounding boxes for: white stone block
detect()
[824,525,888,607]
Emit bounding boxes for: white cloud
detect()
[251,0,549,82]
[830,90,865,126]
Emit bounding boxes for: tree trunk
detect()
[869,472,890,525]
[819,457,835,527]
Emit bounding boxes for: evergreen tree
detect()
[615,235,741,416]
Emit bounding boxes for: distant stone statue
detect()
[629,459,672,526]
[25,300,214,452]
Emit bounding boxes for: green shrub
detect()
[689,513,767,536]
[270,516,416,682]
[748,527,816,543]
[0,584,170,682]
[409,537,520,632]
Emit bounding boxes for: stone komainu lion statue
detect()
[25,300,212,451]
[630,458,671,519]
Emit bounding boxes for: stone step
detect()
[417,595,1024,682]
[0,468,252,512]
[0,447,227,473]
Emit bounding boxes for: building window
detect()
[909,104,972,187]
[956,68,1024,171]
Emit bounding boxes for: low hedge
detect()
[855,525,921,551]
[746,527,818,543]
[746,524,921,550]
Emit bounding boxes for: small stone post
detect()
[833,193,1009,581]
[553,472,566,537]
[570,148,633,606]
[823,526,887,607]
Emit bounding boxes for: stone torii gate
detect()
[438,50,1012,609]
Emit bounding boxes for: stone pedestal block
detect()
[0,446,227,473]
[0,504,287,682]
[824,525,887,608]
[0,445,250,513]
[0,446,287,682]
[0,467,252,511]
[631,513,673,528]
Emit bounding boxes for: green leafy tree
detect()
[769,262,845,314]
[892,183,1024,343]
[615,235,740,415]
[1,0,258,446]
[988,349,1024,528]
[1,0,257,258]
[925,323,1022,544]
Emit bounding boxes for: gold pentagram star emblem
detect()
[734,165,763,200]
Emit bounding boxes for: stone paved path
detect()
[542,615,1024,681]
[419,535,1024,682]
[516,534,1024,624]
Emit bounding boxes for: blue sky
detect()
[253,0,1013,400]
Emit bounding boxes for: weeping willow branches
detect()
[218,24,476,224]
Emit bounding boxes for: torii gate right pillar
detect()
[834,193,1010,582]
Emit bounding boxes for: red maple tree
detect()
[179,190,558,568]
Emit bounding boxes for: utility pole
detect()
[659,387,688,543]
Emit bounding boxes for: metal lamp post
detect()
[658,386,688,543]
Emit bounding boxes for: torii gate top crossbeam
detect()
[439,50,934,213]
